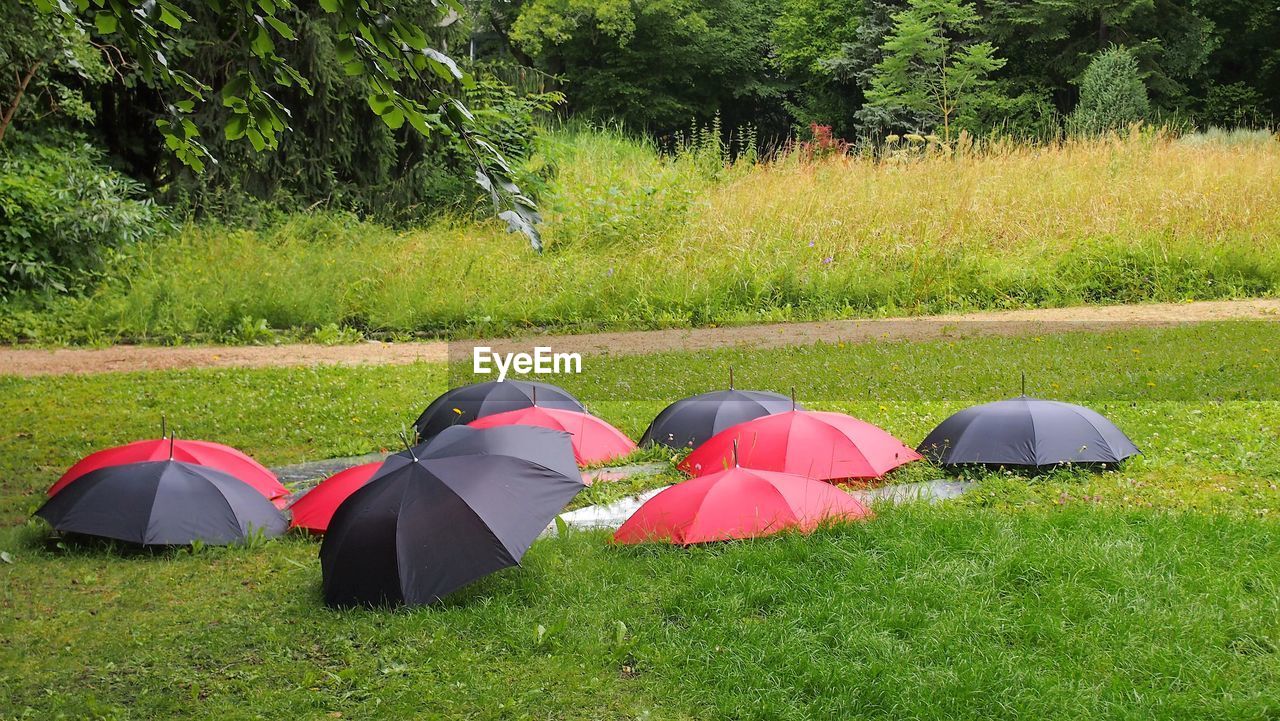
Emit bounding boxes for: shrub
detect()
[1068,46,1150,136]
[0,141,165,296]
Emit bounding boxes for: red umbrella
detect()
[49,438,287,505]
[287,462,381,534]
[678,410,920,481]
[467,407,636,466]
[613,466,871,545]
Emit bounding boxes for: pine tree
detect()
[1067,45,1150,135]
[863,0,1006,142]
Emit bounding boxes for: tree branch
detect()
[0,61,42,145]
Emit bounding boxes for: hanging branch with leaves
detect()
[32,0,545,250]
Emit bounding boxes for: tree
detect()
[1067,45,1149,135]
[771,0,865,137]
[508,0,788,139]
[28,0,544,248]
[864,0,1005,142]
[0,2,109,144]
[984,0,1216,115]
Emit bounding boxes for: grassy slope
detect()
[1,321,1278,718]
[5,131,1280,344]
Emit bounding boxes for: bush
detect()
[0,141,165,296]
[1067,46,1150,136]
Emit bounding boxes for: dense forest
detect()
[1,0,1278,298]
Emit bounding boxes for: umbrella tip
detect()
[728,366,734,390]
[168,431,175,461]
[790,386,797,412]
[732,438,739,467]
[1021,371,1026,397]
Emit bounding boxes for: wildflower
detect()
[606,268,614,277]
[886,134,900,144]
[807,241,815,248]
[822,256,833,265]
[905,134,925,144]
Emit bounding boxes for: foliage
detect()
[864,0,1007,141]
[1067,46,1151,136]
[0,139,164,296]
[4,128,1279,344]
[0,1,109,144]
[984,0,1216,114]
[30,0,544,248]
[507,0,788,138]
[771,0,866,136]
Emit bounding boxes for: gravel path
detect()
[3,298,1276,377]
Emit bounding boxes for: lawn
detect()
[1,320,1278,718]
[4,130,1279,345]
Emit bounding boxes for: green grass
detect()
[4,128,1279,345]
[3,509,1280,719]
[2,321,1277,521]
[2,320,1278,718]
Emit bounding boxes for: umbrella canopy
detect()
[614,466,871,545]
[413,380,585,442]
[287,462,381,534]
[917,396,1141,467]
[468,407,636,466]
[319,446,585,607]
[679,410,920,481]
[35,460,286,546]
[290,425,580,534]
[48,438,286,504]
[640,389,801,450]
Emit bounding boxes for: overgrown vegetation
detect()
[3,128,1276,345]
[0,138,166,296]
[1,321,1278,717]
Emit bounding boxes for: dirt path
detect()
[3,299,1276,377]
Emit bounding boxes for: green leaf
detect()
[342,60,365,76]
[265,16,294,40]
[381,108,405,129]
[406,110,431,136]
[366,93,393,115]
[251,26,275,56]
[247,128,266,151]
[94,12,118,33]
[158,6,181,29]
[318,0,339,11]
[225,114,247,140]
[334,39,356,63]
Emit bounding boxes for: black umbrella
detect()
[320,429,584,608]
[640,372,802,450]
[415,424,580,479]
[35,460,287,546]
[917,396,1141,468]
[413,380,586,442]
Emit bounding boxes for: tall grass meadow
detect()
[3,126,1277,344]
